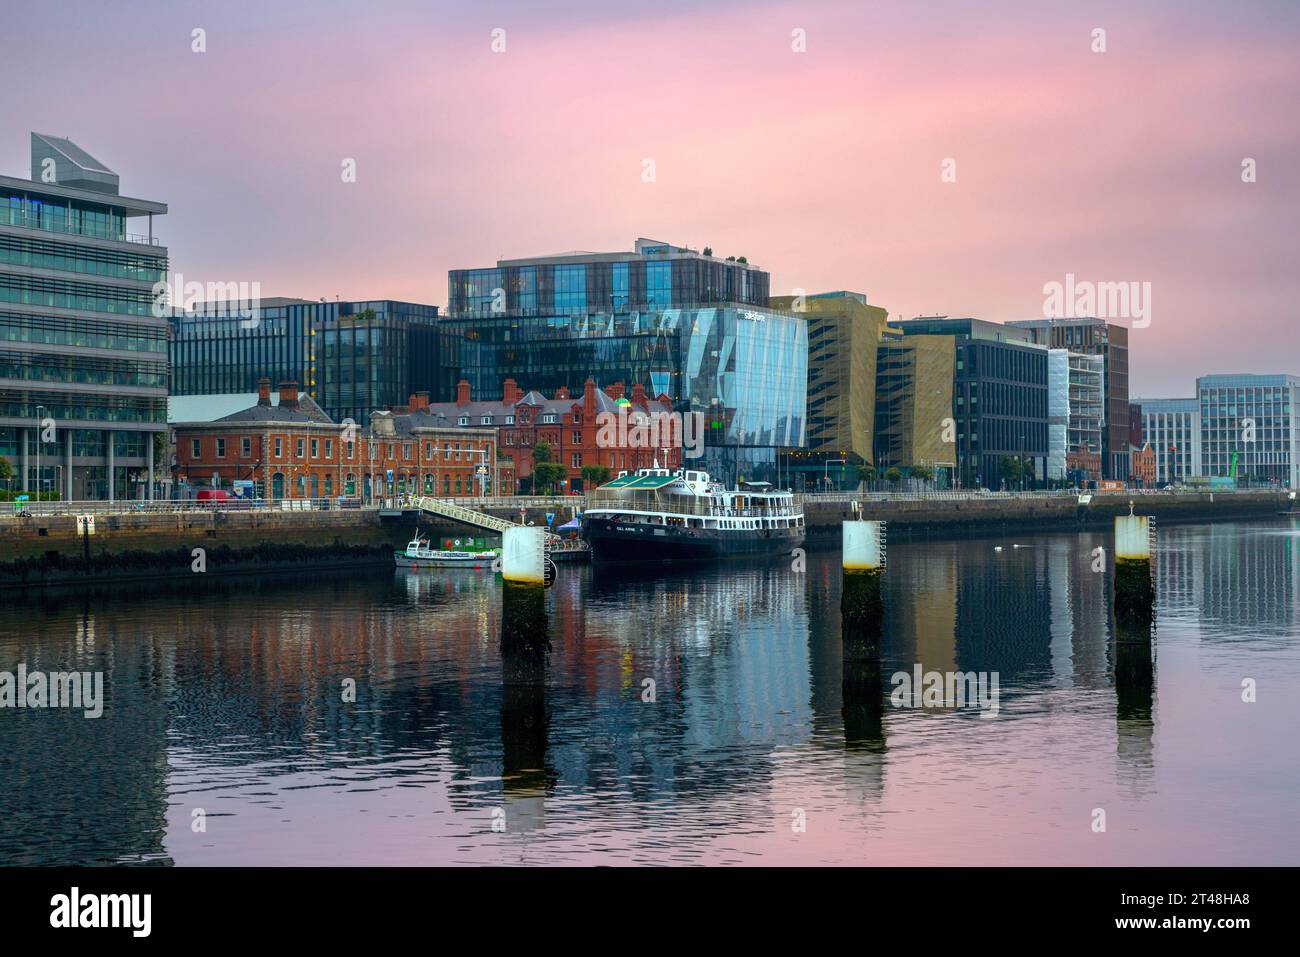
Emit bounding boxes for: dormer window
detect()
[542,413,558,423]
[458,415,469,426]
[505,415,515,425]
[481,415,493,425]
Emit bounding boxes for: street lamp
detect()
[824,457,847,492]
[34,404,45,502]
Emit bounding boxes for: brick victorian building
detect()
[392,377,681,493]
[173,378,502,500]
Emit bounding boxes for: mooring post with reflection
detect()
[842,521,887,747]
[500,526,551,802]
[1112,511,1155,753]
[1113,511,1154,630]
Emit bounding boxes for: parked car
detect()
[196,489,232,504]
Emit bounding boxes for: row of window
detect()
[3,193,128,243]
[0,311,168,352]
[0,349,167,388]
[190,436,493,462]
[0,275,156,317]
[0,235,167,283]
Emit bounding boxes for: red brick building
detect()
[398,377,680,493]
[173,378,504,500]
[1130,442,1156,486]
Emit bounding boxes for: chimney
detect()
[257,377,272,406]
[409,391,430,412]
[631,383,646,407]
[278,381,299,409]
[457,379,471,407]
[502,377,522,405]
[556,385,569,400]
[605,382,624,400]
[370,410,396,436]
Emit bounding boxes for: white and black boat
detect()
[581,467,804,563]
[395,530,498,569]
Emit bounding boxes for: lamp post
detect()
[824,457,847,492]
[34,404,44,501]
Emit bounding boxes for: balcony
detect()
[0,210,163,248]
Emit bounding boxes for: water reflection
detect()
[1,518,1297,865]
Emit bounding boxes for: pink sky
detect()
[3,0,1298,395]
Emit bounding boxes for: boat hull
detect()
[582,516,803,564]
[395,551,496,569]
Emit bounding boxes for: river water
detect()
[2,518,1298,865]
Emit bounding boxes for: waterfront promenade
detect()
[1,488,1292,587]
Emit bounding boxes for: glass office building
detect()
[1136,397,1201,484]
[442,305,807,487]
[1,133,168,500]
[170,298,454,425]
[1196,374,1300,487]
[448,238,769,318]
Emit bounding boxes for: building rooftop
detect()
[489,237,763,271]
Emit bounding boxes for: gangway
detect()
[408,496,573,550]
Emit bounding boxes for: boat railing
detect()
[586,494,802,519]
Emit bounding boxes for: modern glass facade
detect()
[448,238,769,318]
[1137,397,1201,484]
[1196,374,1299,487]
[0,134,169,500]
[1006,318,1130,479]
[441,305,807,487]
[169,299,454,425]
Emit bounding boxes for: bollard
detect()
[500,526,550,797]
[1113,513,1154,629]
[842,520,885,661]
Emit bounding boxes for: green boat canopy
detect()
[598,473,679,491]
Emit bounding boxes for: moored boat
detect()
[581,467,804,563]
[395,530,497,569]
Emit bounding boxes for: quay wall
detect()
[1,491,1291,587]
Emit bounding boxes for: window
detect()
[346,440,354,458]
[573,431,582,445]
[275,438,283,457]
[572,453,581,468]
[458,415,469,426]
[505,433,514,446]
[443,442,450,460]
[216,438,226,458]
[296,438,305,458]
[425,443,433,458]
[241,437,251,457]
[543,413,558,423]
[325,439,333,458]
[191,439,201,458]
[505,415,515,425]
[403,442,412,460]
[573,412,581,425]
[310,439,319,458]
[481,415,493,425]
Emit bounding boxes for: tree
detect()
[998,455,1028,487]
[884,467,903,484]
[736,256,748,264]
[856,463,877,486]
[0,455,11,482]
[702,246,713,257]
[533,462,567,495]
[532,439,554,464]
[581,464,612,488]
[910,464,934,483]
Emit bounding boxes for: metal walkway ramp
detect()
[409,496,569,548]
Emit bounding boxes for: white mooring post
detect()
[842,520,886,661]
[1113,509,1154,631]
